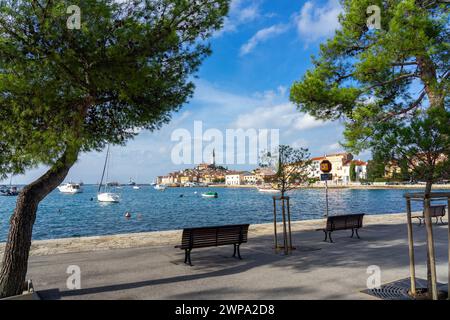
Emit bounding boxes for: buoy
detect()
[125,212,131,218]
[179,194,183,197]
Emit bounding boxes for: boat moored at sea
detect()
[201,191,218,198]
[257,187,280,193]
[97,145,120,203]
[154,184,166,191]
[1,175,20,196]
[0,186,19,196]
[97,192,120,203]
[58,183,83,194]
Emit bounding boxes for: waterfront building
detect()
[254,168,276,184]
[342,160,368,183]
[225,172,245,185]
[243,172,257,185]
[309,153,367,184]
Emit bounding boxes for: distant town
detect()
[157,152,369,187]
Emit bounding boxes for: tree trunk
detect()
[0,149,78,298]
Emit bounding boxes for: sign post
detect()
[320,160,332,217]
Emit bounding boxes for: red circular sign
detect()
[320,160,332,173]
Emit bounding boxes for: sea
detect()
[0,185,445,241]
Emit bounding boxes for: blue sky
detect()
[4,0,371,185]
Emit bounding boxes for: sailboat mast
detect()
[98,145,110,193]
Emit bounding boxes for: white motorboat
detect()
[97,192,120,203]
[257,187,280,193]
[58,183,82,194]
[133,185,141,190]
[154,184,166,191]
[97,145,120,203]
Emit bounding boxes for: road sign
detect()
[320,160,332,173]
[320,173,333,181]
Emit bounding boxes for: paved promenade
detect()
[7,213,446,300]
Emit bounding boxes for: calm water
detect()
[0,186,442,241]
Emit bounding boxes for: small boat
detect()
[154,184,166,191]
[58,183,82,194]
[201,191,218,198]
[97,145,120,203]
[97,192,120,203]
[0,186,19,196]
[133,185,141,190]
[1,175,19,196]
[257,187,280,193]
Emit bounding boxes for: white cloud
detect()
[295,0,342,42]
[232,102,326,131]
[240,24,288,56]
[321,142,342,153]
[215,0,261,37]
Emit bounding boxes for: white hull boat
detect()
[154,184,166,191]
[58,183,82,194]
[97,192,120,203]
[257,187,280,193]
[133,186,140,190]
[97,145,120,203]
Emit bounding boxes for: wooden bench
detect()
[414,205,446,226]
[316,214,365,243]
[175,224,250,266]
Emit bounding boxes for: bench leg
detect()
[440,217,444,224]
[323,230,328,242]
[435,217,439,224]
[350,229,354,238]
[328,232,333,243]
[355,228,360,239]
[233,244,242,259]
[184,249,192,266]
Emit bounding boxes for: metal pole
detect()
[325,179,329,217]
[273,197,278,251]
[405,197,416,296]
[424,197,438,300]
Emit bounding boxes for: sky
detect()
[3,0,371,185]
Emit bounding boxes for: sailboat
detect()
[97,145,120,203]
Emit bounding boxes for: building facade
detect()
[225,173,244,185]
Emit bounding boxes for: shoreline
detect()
[0,212,416,257]
[208,184,450,189]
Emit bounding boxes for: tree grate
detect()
[362,278,448,300]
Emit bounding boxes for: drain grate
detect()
[363,278,448,300]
